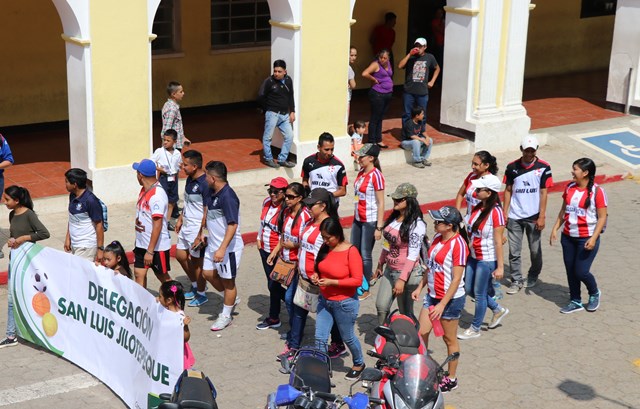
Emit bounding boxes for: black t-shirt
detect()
[401,118,424,140]
[403,53,438,96]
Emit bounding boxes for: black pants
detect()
[368,89,393,144]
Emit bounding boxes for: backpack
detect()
[98,198,109,232]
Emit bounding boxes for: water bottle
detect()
[428,306,445,337]
[492,278,504,300]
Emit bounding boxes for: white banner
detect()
[9,243,183,408]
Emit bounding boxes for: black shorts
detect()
[159,174,179,204]
[133,247,171,275]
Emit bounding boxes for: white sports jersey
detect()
[354,168,385,223]
[135,184,171,251]
[504,158,553,220]
[562,183,607,238]
[426,233,468,300]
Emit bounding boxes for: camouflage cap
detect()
[388,183,418,199]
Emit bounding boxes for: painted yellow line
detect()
[633,358,640,367]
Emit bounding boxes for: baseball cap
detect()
[265,177,288,189]
[521,135,539,150]
[388,183,418,199]
[414,37,427,46]
[302,188,333,206]
[471,174,502,192]
[132,159,156,177]
[428,205,463,225]
[354,143,380,158]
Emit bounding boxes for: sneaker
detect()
[440,376,458,393]
[559,301,584,314]
[488,307,509,329]
[184,288,197,300]
[264,159,280,168]
[234,296,241,306]
[358,291,371,301]
[210,315,232,331]
[524,277,538,288]
[344,364,365,380]
[506,281,523,295]
[422,159,432,167]
[585,290,601,312]
[457,328,481,340]
[328,342,348,359]
[0,337,17,349]
[411,162,425,169]
[278,160,296,168]
[256,317,282,330]
[188,294,208,307]
[276,345,297,363]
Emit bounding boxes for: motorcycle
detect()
[280,347,334,394]
[157,369,218,409]
[366,326,460,409]
[373,311,427,361]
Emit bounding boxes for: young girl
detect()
[157,280,195,369]
[349,120,366,170]
[102,241,133,279]
[1,186,50,348]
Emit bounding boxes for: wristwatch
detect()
[97,246,104,251]
[375,226,384,232]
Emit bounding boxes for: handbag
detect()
[269,257,297,287]
[293,275,320,313]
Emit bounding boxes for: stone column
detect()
[606,0,640,114]
[440,0,533,151]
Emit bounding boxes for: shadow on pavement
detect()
[558,379,638,409]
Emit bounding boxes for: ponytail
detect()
[5,185,34,210]
[573,158,597,209]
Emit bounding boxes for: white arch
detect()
[51,0,89,39]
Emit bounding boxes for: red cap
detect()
[265,177,288,189]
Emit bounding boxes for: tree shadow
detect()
[558,379,638,409]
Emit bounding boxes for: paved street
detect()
[1,117,640,408]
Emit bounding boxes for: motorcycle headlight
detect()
[420,401,436,409]
[394,395,411,409]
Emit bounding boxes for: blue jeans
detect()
[284,274,309,349]
[401,137,433,163]
[259,249,286,320]
[315,295,364,366]
[6,269,16,338]
[350,220,376,288]
[465,258,500,331]
[560,234,599,302]
[262,111,294,162]
[368,89,392,145]
[402,93,429,133]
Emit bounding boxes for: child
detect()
[157,281,195,370]
[161,81,190,150]
[1,186,50,348]
[350,120,366,170]
[102,240,132,279]
[152,129,182,228]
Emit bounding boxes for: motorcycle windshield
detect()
[391,354,440,408]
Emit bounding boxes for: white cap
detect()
[521,135,539,150]
[414,37,427,46]
[471,174,502,192]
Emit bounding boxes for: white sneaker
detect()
[457,328,481,340]
[210,315,232,331]
[488,307,509,329]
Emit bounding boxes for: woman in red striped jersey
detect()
[458,175,509,340]
[550,158,607,314]
[454,150,499,219]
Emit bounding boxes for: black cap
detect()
[302,188,333,206]
[428,205,463,225]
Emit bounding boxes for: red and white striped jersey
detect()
[135,184,171,251]
[467,205,505,261]
[354,168,385,222]
[562,182,607,238]
[280,207,312,263]
[257,197,282,253]
[298,222,323,280]
[462,172,481,216]
[426,233,468,300]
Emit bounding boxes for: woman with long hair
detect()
[375,183,426,324]
[550,158,607,314]
[313,218,365,380]
[412,206,468,393]
[455,150,499,218]
[457,175,509,340]
[362,49,394,148]
[351,143,385,301]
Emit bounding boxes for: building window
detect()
[211,0,271,49]
[153,0,181,54]
[580,0,616,18]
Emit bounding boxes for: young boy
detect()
[175,149,210,307]
[161,81,190,150]
[400,106,433,169]
[152,129,182,227]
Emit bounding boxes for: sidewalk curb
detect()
[0,174,624,286]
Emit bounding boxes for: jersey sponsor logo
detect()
[514,187,538,194]
[426,258,442,272]
[565,205,587,217]
[311,180,332,188]
[300,241,316,252]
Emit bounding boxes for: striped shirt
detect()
[280,207,312,263]
[461,172,481,216]
[562,182,607,238]
[354,168,385,222]
[258,197,282,253]
[467,205,505,261]
[298,222,323,280]
[426,233,468,299]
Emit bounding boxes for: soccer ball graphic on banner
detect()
[32,270,48,292]
[30,269,57,337]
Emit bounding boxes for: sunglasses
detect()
[392,197,406,203]
[285,194,300,200]
[268,188,283,195]
[475,187,490,193]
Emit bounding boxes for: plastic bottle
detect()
[492,278,504,300]
[428,306,445,337]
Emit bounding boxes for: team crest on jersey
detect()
[534,168,544,177]
[153,203,160,212]
[192,185,199,193]
[75,203,83,211]
[212,197,219,207]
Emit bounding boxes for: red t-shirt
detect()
[317,246,363,301]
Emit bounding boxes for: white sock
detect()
[222,304,233,317]
[197,291,206,297]
[191,282,197,289]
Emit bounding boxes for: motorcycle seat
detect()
[385,319,421,355]
[291,356,332,393]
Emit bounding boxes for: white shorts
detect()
[203,248,242,279]
[176,234,205,258]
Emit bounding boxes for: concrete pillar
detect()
[440,0,533,152]
[606,0,640,115]
[51,0,159,203]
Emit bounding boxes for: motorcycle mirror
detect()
[374,325,396,342]
[439,351,461,369]
[158,393,172,401]
[360,368,384,382]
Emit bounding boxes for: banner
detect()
[9,243,183,408]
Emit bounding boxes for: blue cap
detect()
[132,159,156,177]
